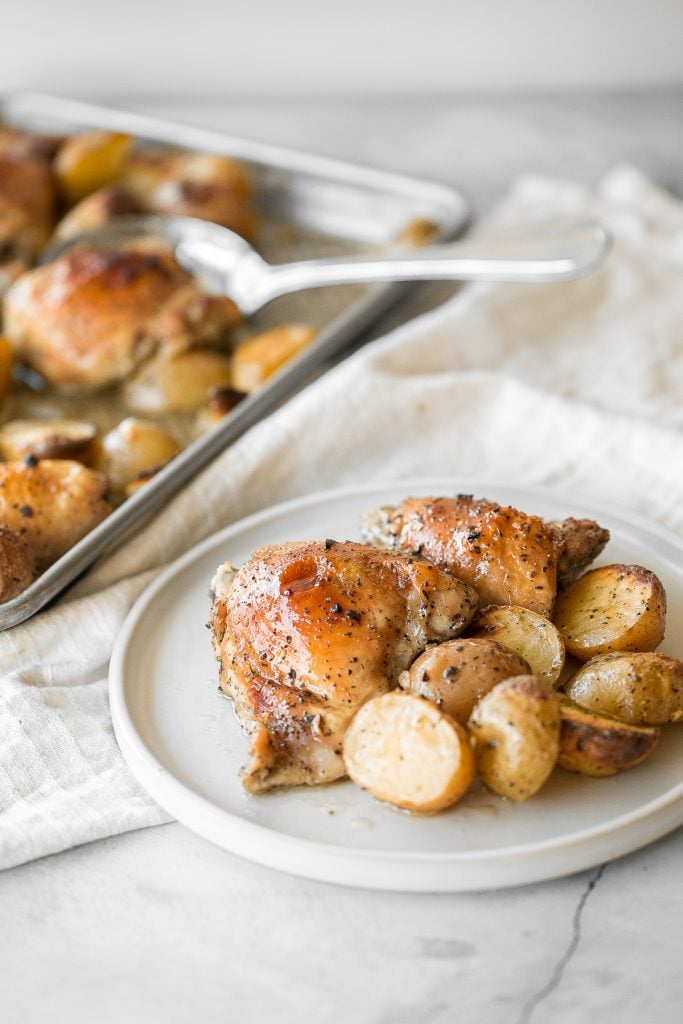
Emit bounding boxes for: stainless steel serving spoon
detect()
[44,215,610,314]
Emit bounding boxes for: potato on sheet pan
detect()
[54,131,133,205]
[554,564,666,662]
[343,692,475,814]
[0,419,99,465]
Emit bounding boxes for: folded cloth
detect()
[2,166,683,870]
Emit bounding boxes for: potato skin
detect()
[97,417,181,499]
[564,652,683,725]
[554,564,666,662]
[399,637,530,722]
[343,692,475,813]
[469,604,565,686]
[0,419,99,465]
[0,525,35,601]
[468,675,561,801]
[558,700,660,777]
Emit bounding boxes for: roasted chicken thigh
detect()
[210,539,478,793]
[3,244,240,391]
[362,496,609,617]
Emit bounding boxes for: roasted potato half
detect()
[554,564,666,661]
[98,418,181,499]
[232,325,316,392]
[55,131,133,205]
[399,637,530,723]
[558,700,660,776]
[343,692,475,813]
[469,605,565,686]
[0,419,99,465]
[564,652,683,725]
[468,676,561,801]
[0,525,35,602]
[124,350,234,414]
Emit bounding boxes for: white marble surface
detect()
[2,93,683,1023]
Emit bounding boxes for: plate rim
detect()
[109,477,683,887]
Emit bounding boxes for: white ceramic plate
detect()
[109,479,683,892]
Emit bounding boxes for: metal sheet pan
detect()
[0,92,468,629]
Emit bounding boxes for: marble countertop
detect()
[2,92,682,1024]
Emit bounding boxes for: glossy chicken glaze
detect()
[4,245,240,391]
[363,496,610,618]
[210,539,478,792]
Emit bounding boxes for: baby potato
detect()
[468,676,561,801]
[54,131,133,205]
[470,605,565,686]
[195,385,247,433]
[399,637,530,723]
[98,417,181,498]
[564,652,683,725]
[124,349,234,414]
[0,419,98,465]
[554,564,666,661]
[232,325,316,392]
[558,699,660,777]
[0,525,35,602]
[343,692,475,813]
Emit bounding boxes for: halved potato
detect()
[564,651,683,725]
[54,131,133,205]
[468,676,561,801]
[558,699,660,776]
[469,605,565,685]
[98,418,181,498]
[232,325,316,392]
[195,385,247,433]
[0,419,98,464]
[343,692,475,813]
[554,564,666,661]
[399,637,530,723]
[0,525,35,602]
[124,350,234,414]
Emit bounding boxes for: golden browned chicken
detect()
[0,125,64,162]
[0,459,111,570]
[3,244,240,391]
[124,148,258,240]
[0,147,55,286]
[362,496,609,617]
[210,539,478,793]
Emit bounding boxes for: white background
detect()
[2,0,683,98]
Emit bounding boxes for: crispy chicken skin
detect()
[0,459,111,571]
[362,496,609,617]
[124,149,258,240]
[3,244,240,391]
[210,539,478,793]
[0,150,55,270]
[547,517,611,587]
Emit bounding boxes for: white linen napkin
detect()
[2,166,683,870]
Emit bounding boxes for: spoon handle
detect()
[251,220,609,310]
